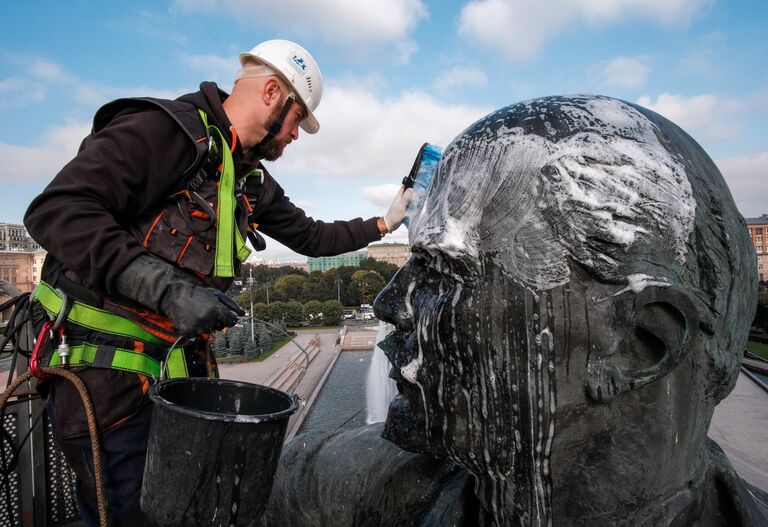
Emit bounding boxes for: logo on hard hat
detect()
[291,55,307,72]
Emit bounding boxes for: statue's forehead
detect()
[410,95,696,291]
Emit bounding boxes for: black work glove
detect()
[113,254,244,336]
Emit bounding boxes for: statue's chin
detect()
[382,393,431,454]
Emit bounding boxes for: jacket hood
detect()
[178,81,262,172]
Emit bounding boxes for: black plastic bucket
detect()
[140,378,298,526]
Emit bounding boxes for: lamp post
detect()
[248,267,254,341]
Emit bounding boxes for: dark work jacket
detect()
[24,81,382,296]
[23,82,382,437]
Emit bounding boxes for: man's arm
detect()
[252,173,385,257]
[24,109,195,292]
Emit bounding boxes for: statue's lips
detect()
[376,329,422,399]
[376,330,413,367]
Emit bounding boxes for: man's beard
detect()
[254,138,282,161]
[253,100,288,161]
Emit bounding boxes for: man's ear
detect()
[585,286,699,403]
[262,78,281,106]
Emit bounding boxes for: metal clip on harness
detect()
[30,288,72,380]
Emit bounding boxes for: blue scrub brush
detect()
[402,143,442,228]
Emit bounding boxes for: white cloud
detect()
[173,0,428,62]
[266,85,490,183]
[0,77,46,108]
[0,54,187,113]
[178,52,239,87]
[26,58,75,84]
[73,84,191,109]
[0,55,75,108]
[433,66,488,91]
[716,151,768,217]
[106,11,189,46]
[593,56,652,89]
[360,184,401,208]
[458,0,714,60]
[636,93,742,142]
[0,121,91,183]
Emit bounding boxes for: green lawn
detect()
[216,335,293,364]
[746,340,768,361]
[287,325,341,331]
[253,336,292,362]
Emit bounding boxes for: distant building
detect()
[0,223,40,252]
[268,261,308,273]
[307,250,367,273]
[746,214,768,283]
[367,242,410,267]
[0,249,47,294]
[0,280,22,322]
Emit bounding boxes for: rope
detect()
[0,369,110,527]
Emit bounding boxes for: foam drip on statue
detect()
[264,95,767,527]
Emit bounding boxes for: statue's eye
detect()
[427,256,464,282]
[411,248,476,284]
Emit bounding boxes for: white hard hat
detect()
[239,39,323,134]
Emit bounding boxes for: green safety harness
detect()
[197,109,254,277]
[33,281,189,378]
[31,109,260,379]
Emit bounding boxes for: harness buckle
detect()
[57,333,71,368]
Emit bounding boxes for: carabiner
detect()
[30,320,64,380]
[52,287,70,331]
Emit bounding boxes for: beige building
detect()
[0,223,40,252]
[268,261,308,273]
[0,250,47,293]
[746,214,768,283]
[367,242,410,267]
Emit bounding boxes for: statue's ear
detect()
[585,286,699,403]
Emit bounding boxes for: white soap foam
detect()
[410,96,696,291]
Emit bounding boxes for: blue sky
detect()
[1,0,766,262]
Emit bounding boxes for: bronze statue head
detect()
[375,95,758,525]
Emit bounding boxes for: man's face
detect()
[375,247,537,474]
[373,94,700,489]
[256,85,305,161]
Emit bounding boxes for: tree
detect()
[321,299,343,326]
[303,271,336,301]
[334,266,359,306]
[241,263,307,285]
[213,330,228,356]
[255,322,272,353]
[273,274,307,302]
[244,334,259,356]
[228,326,246,355]
[285,300,304,326]
[252,302,270,323]
[268,301,288,323]
[235,282,268,307]
[347,270,385,306]
[360,257,399,282]
[754,293,768,331]
[304,300,324,324]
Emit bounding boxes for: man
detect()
[24,39,411,526]
[265,95,768,526]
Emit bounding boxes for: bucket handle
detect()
[159,335,187,381]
